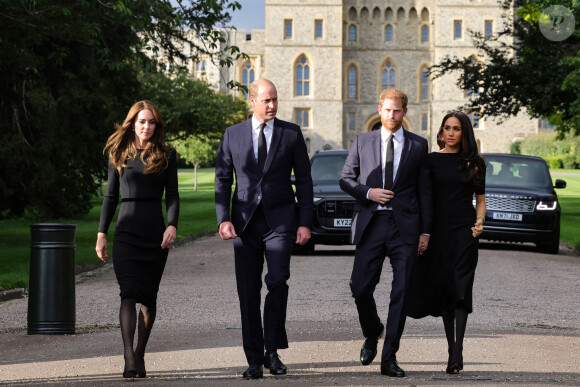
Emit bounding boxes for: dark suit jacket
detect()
[215,117,313,235]
[339,128,432,245]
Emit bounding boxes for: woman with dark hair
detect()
[96,100,179,378]
[407,111,486,374]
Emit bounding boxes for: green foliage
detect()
[0,0,245,219]
[430,0,580,136]
[138,69,249,140]
[174,136,221,190]
[520,132,580,168]
[510,141,522,155]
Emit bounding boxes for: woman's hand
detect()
[161,225,177,249]
[472,217,484,238]
[96,232,108,262]
[418,234,430,255]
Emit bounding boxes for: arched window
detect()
[421,113,428,131]
[305,138,311,153]
[348,65,357,99]
[241,61,255,98]
[466,57,479,98]
[420,66,429,100]
[348,112,355,131]
[454,20,462,39]
[381,61,396,90]
[421,25,429,42]
[349,25,357,42]
[285,20,293,38]
[485,20,493,38]
[295,56,310,96]
[385,25,393,41]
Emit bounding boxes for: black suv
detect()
[480,154,566,254]
[294,150,353,253]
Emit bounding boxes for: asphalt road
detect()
[0,234,578,386]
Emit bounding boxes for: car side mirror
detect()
[554,179,566,189]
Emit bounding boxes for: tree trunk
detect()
[193,163,198,191]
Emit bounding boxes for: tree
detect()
[174,136,221,191]
[0,0,245,218]
[138,69,249,141]
[430,0,580,136]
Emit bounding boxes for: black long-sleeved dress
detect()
[98,149,179,308]
[407,152,485,318]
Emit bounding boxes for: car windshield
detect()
[485,156,552,189]
[311,155,346,185]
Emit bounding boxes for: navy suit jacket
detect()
[215,117,314,235]
[339,128,432,245]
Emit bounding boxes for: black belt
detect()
[121,198,160,203]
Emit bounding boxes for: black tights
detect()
[119,298,156,372]
[441,308,468,364]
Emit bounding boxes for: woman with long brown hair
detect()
[407,111,486,374]
[96,100,179,378]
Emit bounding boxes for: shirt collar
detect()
[252,116,274,131]
[381,126,404,142]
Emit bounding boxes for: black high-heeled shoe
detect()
[135,355,146,378]
[446,344,463,374]
[123,370,138,378]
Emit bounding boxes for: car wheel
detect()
[292,240,315,255]
[536,224,560,255]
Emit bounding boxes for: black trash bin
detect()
[28,223,77,335]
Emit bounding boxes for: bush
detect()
[544,156,563,169]
[510,141,522,155]
[520,132,580,169]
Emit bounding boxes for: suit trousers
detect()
[349,211,418,361]
[233,204,295,365]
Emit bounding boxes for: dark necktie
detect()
[384,134,394,190]
[258,123,267,172]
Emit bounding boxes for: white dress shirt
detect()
[369,126,404,210]
[251,116,274,161]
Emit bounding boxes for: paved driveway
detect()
[0,235,578,385]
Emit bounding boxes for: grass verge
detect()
[0,169,217,290]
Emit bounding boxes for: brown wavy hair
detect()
[103,100,171,175]
[436,111,486,187]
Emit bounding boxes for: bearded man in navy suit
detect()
[340,88,432,377]
[215,79,313,380]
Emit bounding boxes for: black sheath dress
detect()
[98,150,179,308]
[407,152,485,318]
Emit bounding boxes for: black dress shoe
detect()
[360,323,384,365]
[381,359,405,377]
[242,364,263,379]
[264,351,288,375]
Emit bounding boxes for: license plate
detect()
[493,212,523,221]
[334,218,352,227]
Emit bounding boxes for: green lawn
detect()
[0,168,217,290]
[1,168,579,290]
[551,169,580,251]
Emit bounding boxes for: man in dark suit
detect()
[215,79,314,380]
[340,88,432,377]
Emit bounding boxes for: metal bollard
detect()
[28,223,77,334]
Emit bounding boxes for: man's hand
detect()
[219,221,237,240]
[368,188,395,205]
[418,234,430,255]
[296,226,311,245]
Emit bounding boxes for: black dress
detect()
[98,150,179,308]
[407,152,485,318]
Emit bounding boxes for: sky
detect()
[229,0,266,31]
